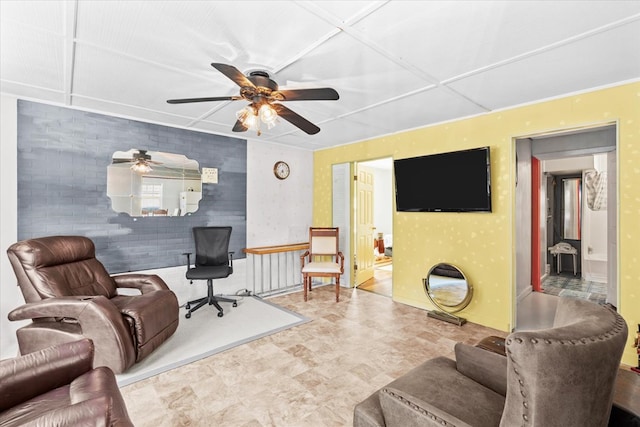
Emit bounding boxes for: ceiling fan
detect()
[167,63,339,136]
[112,149,162,174]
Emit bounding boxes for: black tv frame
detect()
[394,146,492,213]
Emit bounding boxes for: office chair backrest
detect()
[309,227,339,257]
[193,226,232,267]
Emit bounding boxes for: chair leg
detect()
[303,275,308,301]
[335,275,340,303]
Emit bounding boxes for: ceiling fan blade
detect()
[232,120,248,132]
[211,63,255,88]
[112,158,134,164]
[167,96,240,104]
[273,88,339,101]
[273,104,320,135]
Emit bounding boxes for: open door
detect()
[355,163,375,286]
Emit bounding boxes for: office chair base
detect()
[184,284,238,319]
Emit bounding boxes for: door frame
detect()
[513,121,619,330]
[332,157,394,290]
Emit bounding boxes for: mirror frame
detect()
[422,263,473,326]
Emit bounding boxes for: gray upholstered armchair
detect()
[0,338,133,426]
[6,235,179,373]
[354,297,628,427]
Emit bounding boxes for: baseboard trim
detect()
[517,286,533,303]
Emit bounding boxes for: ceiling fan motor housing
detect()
[134,150,152,161]
[241,71,279,103]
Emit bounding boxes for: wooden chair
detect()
[300,227,344,302]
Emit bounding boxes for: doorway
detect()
[332,157,394,298]
[515,124,617,330]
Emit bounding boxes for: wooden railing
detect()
[243,242,309,297]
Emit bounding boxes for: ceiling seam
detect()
[1,80,65,94]
[293,1,492,113]
[190,0,383,129]
[270,28,342,76]
[72,93,202,119]
[268,0,387,75]
[72,40,224,84]
[63,0,78,106]
[442,13,640,86]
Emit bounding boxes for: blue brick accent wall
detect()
[17,100,246,273]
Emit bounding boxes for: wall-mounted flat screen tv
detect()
[394,146,492,212]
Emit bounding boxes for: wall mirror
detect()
[562,177,582,240]
[107,149,202,217]
[422,263,473,326]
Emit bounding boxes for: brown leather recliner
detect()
[7,235,179,374]
[0,338,133,426]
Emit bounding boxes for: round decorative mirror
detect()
[422,263,473,325]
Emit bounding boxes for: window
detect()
[141,183,162,211]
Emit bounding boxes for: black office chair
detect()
[183,226,237,319]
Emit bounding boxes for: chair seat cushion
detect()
[111,290,178,357]
[378,357,505,427]
[302,261,341,274]
[186,265,232,280]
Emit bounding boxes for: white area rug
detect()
[116,296,309,386]
[378,264,393,272]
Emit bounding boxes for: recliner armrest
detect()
[455,342,508,396]
[0,339,94,411]
[8,297,136,373]
[113,273,170,293]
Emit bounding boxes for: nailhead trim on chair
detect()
[505,307,626,425]
[382,388,456,427]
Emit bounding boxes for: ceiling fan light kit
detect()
[167,63,339,136]
[131,160,152,174]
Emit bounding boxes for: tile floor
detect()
[541,273,607,305]
[119,286,505,427]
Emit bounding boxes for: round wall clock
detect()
[273,161,290,180]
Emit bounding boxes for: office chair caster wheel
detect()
[217,311,224,318]
[233,302,238,307]
[185,312,191,319]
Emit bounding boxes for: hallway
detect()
[357,260,392,298]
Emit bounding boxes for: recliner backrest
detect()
[7,236,118,302]
[193,226,232,267]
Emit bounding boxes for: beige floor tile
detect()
[120,287,505,426]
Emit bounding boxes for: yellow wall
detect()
[313,82,640,366]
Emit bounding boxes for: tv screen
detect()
[394,147,491,212]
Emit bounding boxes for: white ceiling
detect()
[2,1,639,151]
